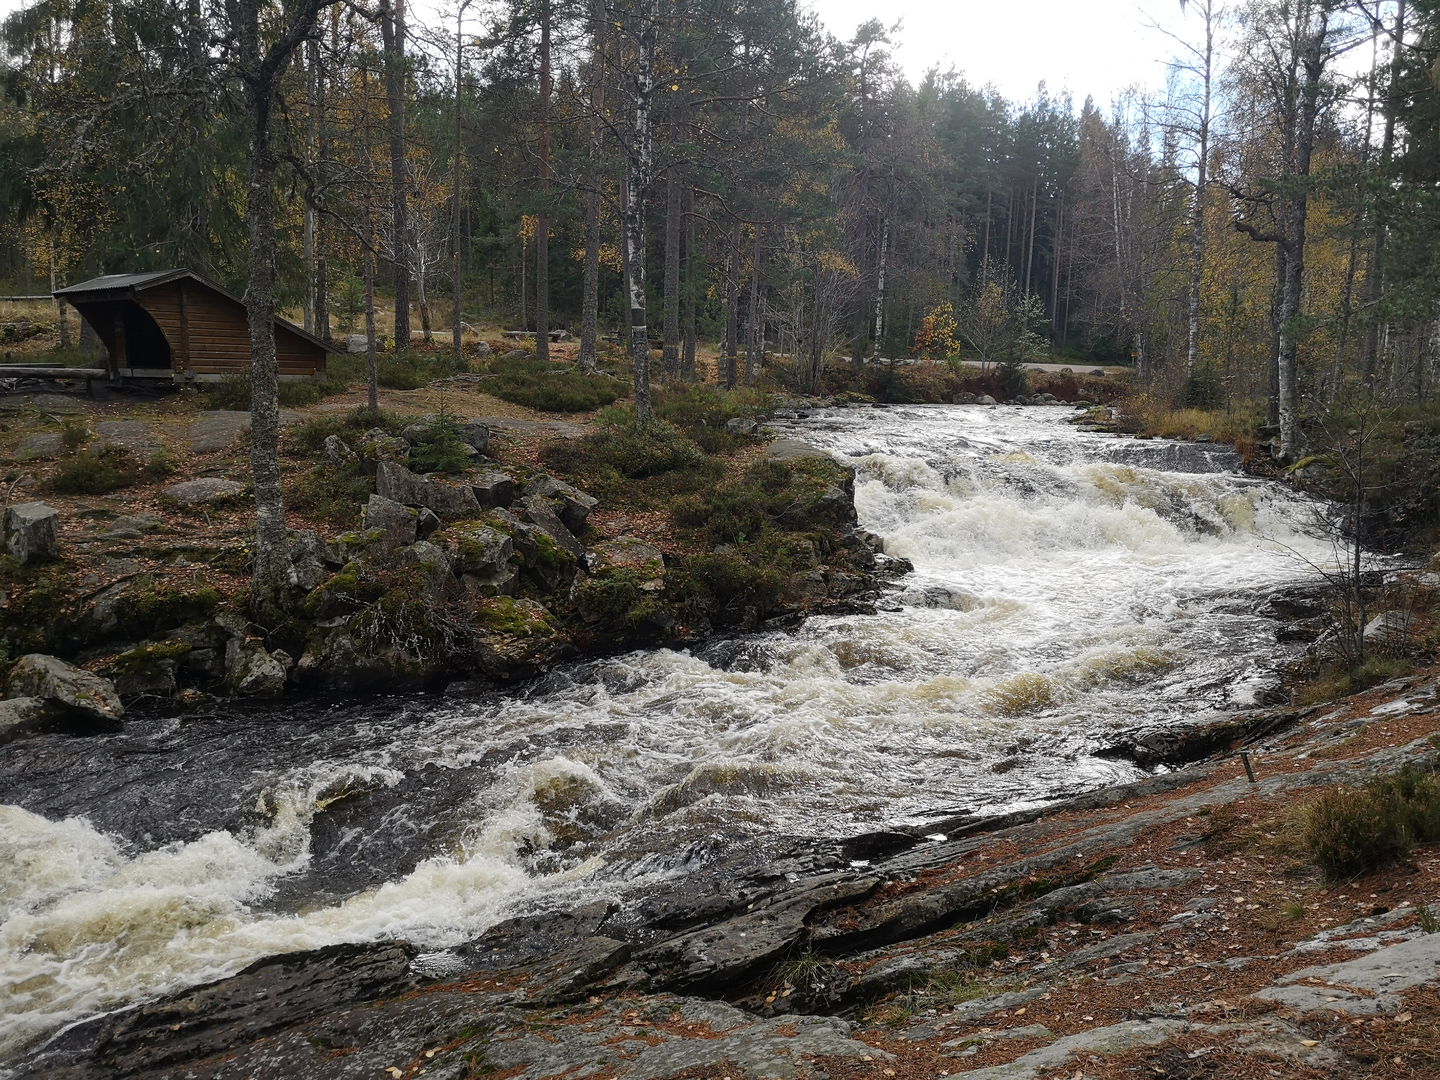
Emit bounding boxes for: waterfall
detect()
[0,404,1336,1065]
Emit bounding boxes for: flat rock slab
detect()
[0,392,86,414]
[189,410,303,452]
[1257,931,1440,1014]
[943,1018,1187,1079]
[95,420,160,456]
[483,416,588,439]
[162,478,247,506]
[19,432,64,459]
[766,439,836,463]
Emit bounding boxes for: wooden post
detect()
[177,280,193,375]
[112,306,127,379]
[1239,751,1257,783]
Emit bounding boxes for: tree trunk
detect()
[578,0,607,375]
[451,2,466,367]
[722,222,740,387]
[50,230,69,349]
[623,0,659,423]
[1363,0,1405,381]
[871,216,888,359]
[365,246,379,412]
[1185,1,1214,380]
[662,157,682,376]
[242,42,296,622]
[535,0,552,362]
[380,0,410,349]
[681,183,697,381]
[745,226,763,384]
[1276,7,1328,461]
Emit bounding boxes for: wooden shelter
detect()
[54,269,331,383]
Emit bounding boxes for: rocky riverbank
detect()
[0,393,905,740]
[19,665,1440,1080]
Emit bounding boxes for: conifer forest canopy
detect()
[2,0,1439,438]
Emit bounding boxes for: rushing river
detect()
[0,405,1338,1065]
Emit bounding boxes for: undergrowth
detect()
[486,352,623,412]
[1292,764,1440,880]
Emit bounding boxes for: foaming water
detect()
[0,405,1335,1064]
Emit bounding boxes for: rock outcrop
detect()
[4,653,123,725]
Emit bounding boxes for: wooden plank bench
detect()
[502,329,571,342]
[0,365,108,396]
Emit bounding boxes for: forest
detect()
[1,1,1438,448]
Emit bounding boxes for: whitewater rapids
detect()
[0,405,1338,1066]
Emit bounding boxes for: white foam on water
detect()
[1,405,1345,1064]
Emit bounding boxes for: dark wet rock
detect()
[114,661,178,701]
[162,477,246,507]
[631,873,880,992]
[295,626,436,692]
[1094,710,1305,770]
[4,653,123,724]
[27,942,418,1079]
[0,695,52,742]
[463,901,618,972]
[4,500,59,564]
[225,639,290,697]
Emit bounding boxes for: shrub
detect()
[486,352,624,412]
[50,445,141,494]
[376,349,471,391]
[669,549,785,624]
[653,384,770,454]
[407,410,474,474]
[205,372,343,409]
[289,406,407,454]
[544,418,704,481]
[60,418,89,450]
[1294,766,1440,880]
[672,457,850,545]
[288,462,373,525]
[377,358,423,389]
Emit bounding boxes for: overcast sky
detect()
[806,0,1191,103]
[0,0,1197,106]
